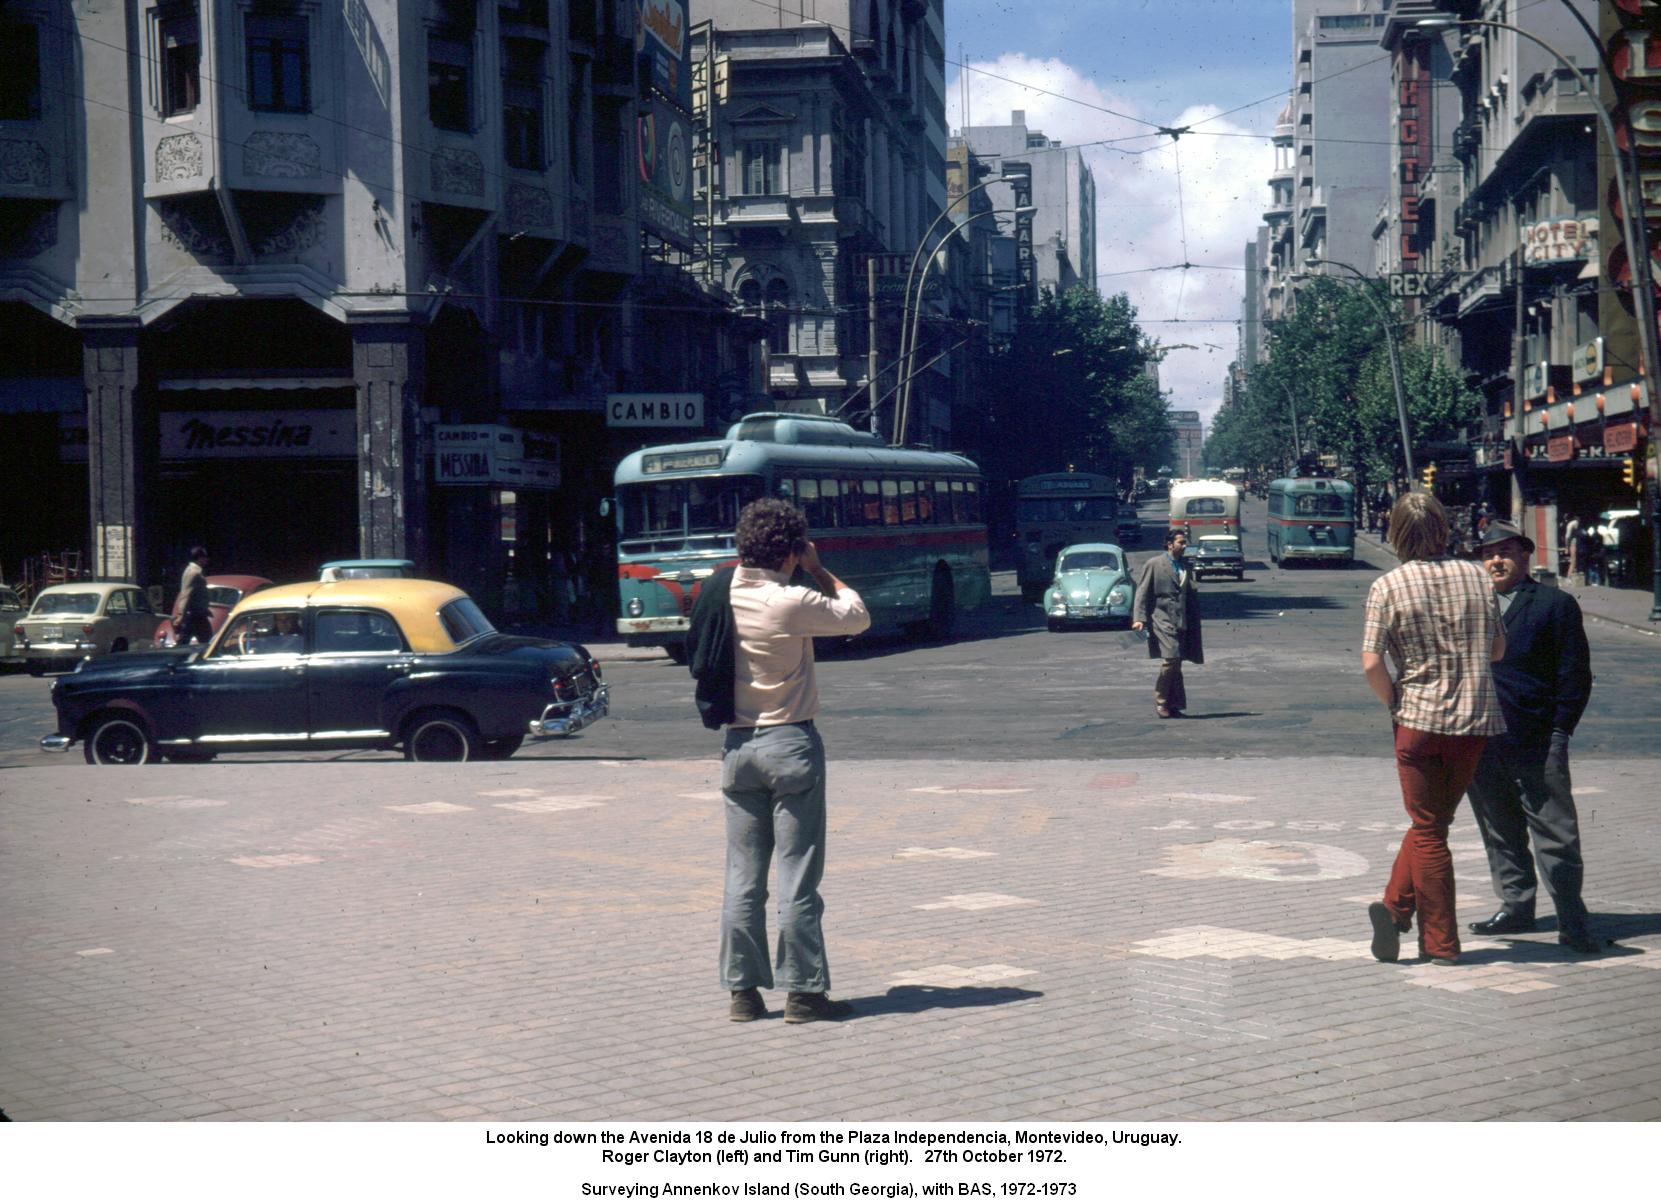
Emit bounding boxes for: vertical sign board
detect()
[637,0,691,111]
[1603,2,1661,376]
[1395,38,1432,278]
[636,0,695,251]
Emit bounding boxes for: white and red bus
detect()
[611,414,990,660]
[1168,479,1242,539]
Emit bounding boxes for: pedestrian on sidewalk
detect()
[1562,514,1581,583]
[1131,527,1203,719]
[1465,521,1599,954]
[688,498,870,1025]
[173,546,212,646]
[1584,529,1606,587]
[1361,492,1507,966]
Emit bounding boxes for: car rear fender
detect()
[385,665,538,743]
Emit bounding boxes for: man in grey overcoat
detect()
[1131,528,1204,718]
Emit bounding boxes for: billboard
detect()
[637,0,691,111]
[639,97,694,250]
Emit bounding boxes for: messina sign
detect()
[160,409,356,458]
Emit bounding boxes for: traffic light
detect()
[1421,462,1437,490]
[1622,455,1637,489]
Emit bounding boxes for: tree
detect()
[984,288,1172,488]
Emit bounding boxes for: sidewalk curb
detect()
[1355,531,1660,636]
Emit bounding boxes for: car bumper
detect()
[19,640,97,659]
[1193,559,1244,572]
[1279,546,1350,559]
[619,617,689,637]
[528,684,611,738]
[1049,606,1131,623]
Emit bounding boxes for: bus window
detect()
[966,480,983,523]
[1185,498,1226,516]
[621,482,688,537]
[916,480,935,524]
[860,479,882,526]
[794,478,820,526]
[882,479,901,526]
[816,478,841,528]
[687,476,761,534]
[1294,493,1348,516]
[950,480,967,524]
[899,479,918,524]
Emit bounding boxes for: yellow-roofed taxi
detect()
[41,579,607,765]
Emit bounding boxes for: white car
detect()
[0,585,24,666]
[12,582,158,675]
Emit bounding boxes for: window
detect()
[853,479,881,527]
[502,38,545,169]
[1185,498,1226,517]
[438,597,496,643]
[738,279,761,312]
[215,610,305,656]
[159,7,201,116]
[0,22,42,121]
[881,479,900,526]
[246,11,310,113]
[314,609,405,654]
[428,34,473,131]
[742,140,781,196]
[106,590,130,615]
[899,479,918,524]
[764,279,790,355]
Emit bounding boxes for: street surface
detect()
[3,496,1660,1122]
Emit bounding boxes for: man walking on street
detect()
[1466,521,1600,954]
[690,499,871,1024]
[175,546,212,645]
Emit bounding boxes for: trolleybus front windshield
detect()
[619,475,763,540]
[1017,496,1119,523]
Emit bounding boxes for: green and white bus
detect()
[612,413,991,660]
[1266,476,1356,567]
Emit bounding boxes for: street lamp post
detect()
[895,204,1035,445]
[890,173,1020,445]
[1302,258,1416,484]
[1418,14,1661,620]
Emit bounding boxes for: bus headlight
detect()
[626,597,644,617]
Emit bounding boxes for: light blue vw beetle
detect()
[1042,542,1135,632]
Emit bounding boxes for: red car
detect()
[154,574,273,646]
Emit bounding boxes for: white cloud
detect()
[950,54,1275,436]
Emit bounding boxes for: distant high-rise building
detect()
[959,110,1096,297]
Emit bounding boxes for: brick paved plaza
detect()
[3,755,1658,1122]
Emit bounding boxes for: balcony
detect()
[1452,118,1481,163]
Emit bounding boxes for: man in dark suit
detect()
[1466,521,1599,954]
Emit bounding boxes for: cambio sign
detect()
[606,392,704,428]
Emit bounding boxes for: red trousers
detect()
[1383,725,1488,959]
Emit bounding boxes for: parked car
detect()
[1,585,25,667]
[153,574,274,647]
[319,558,415,582]
[1189,534,1245,581]
[41,578,608,765]
[13,582,159,675]
[1042,543,1135,631]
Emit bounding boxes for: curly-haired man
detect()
[704,497,870,1023]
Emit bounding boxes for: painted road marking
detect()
[493,796,609,814]
[908,786,1033,796]
[916,892,1037,911]
[385,802,473,814]
[76,948,114,957]
[478,788,540,797]
[895,847,996,861]
[887,964,1038,988]
[229,853,322,868]
[677,792,723,801]
[124,796,228,809]
[1144,839,1369,882]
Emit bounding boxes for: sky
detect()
[945,0,1301,437]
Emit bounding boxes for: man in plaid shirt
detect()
[1361,492,1506,965]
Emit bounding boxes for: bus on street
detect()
[1015,472,1122,603]
[1266,476,1355,566]
[1168,479,1241,538]
[612,414,990,660]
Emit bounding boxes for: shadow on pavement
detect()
[1202,593,1344,619]
[847,984,1044,1018]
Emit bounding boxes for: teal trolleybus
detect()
[1266,476,1356,566]
[612,413,991,660]
[1014,472,1122,603]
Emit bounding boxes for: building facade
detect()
[692,0,950,443]
[0,1,759,620]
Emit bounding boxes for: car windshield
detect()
[1200,538,1240,551]
[31,591,100,616]
[1059,551,1119,572]
[438,597,496,644]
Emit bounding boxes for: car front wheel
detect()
[84,713,154,765]
[403,711,481,763]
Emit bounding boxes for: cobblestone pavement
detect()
[3,755,1658,1122]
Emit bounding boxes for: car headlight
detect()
[626,597,644,617]
[1107,588,1126,605]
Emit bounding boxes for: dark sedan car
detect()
[43,579,608,765]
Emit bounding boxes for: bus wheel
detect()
[924,566,956,640]
[664,642,689,666]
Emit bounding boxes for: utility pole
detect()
[867,259,880,437]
